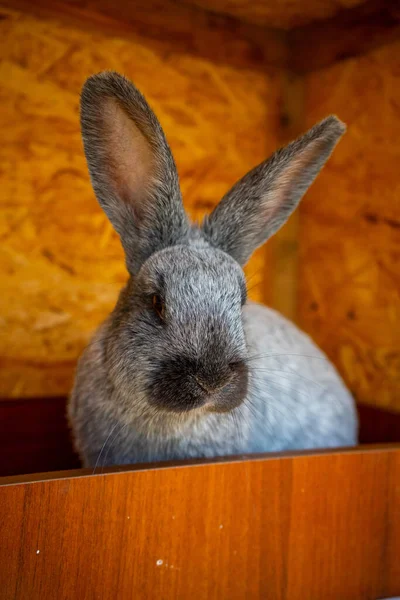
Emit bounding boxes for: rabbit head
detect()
[80,71,345,420]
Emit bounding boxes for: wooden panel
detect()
[270,71,305,320]
[1,394,400,477]
[0,7,280,397]
[1,446,400,599]
[0,0,367,32]
[187,0,366,29]
[290,0,400,73]
[0,0,288,70]
[0,397,81,477]
[299,41,400,412]
[6,0,400,77]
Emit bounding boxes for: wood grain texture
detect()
[5,0,399,76]
[299,41,400,412]
[0,0,368,32]
[290,0,400,73]
[270,71,305,320]
[0,0,288,70]
[1,446,400,599]
[0,7,280,397]
[187,0,366,29]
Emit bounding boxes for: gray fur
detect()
[80,71,190,274]
[69,72,357,468]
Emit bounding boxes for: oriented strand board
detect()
[0,0,288,71]
[188,0,365,29]
[299,41,400,412]
[290,0,400,73]
[0,8,280,397]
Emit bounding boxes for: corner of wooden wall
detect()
[269,70,305,322]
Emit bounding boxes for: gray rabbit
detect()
[68,71,358,468]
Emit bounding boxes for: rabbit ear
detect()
[202,116,346,266]
[80,71,189,274]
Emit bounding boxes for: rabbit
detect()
[68,71,358,469]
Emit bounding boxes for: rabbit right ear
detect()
[80,71,189,274]
[202,116,346,266]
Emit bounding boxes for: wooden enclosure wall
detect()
[1,446,400,600]
[0,7,281,397]
[299,40,400,412]
[191,0,366,28]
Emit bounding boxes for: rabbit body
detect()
[69,72,358,468]
[70,293,357,468]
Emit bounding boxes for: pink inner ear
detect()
[262,141,324,219]
[102,97,156,207]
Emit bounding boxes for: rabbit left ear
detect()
[202,116,346,266]
[80,71,189,274]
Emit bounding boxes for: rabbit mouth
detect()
[146,357,248,414]
[199,364,249,413]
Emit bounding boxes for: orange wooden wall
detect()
[192,0,365,28]
[299,40,400,412]
[0,7,280,397]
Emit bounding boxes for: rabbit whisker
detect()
[248,367,325,390]
[92,422,120,475]
[101,422,130,472]
[245,352,328,363]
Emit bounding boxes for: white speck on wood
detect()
[36,550,40,554]
[156,559,163,566]
[219,524,223,529]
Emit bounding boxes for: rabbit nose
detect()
[194,373,232,394]
[194,361,246,394]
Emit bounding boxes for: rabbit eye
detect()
[152,294,165,320]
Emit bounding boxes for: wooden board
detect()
[5,0,399,76]
[1,446,400,599]
[0,7,280,397]
[270,71,305,320]
[0,0,288,70]
[188,0,366,29]
[299,40,400,412]
[290,0,400,73]
[0,0,369,32]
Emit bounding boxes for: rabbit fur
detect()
[68,71,358,468]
